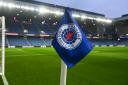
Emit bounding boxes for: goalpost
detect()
[0,16,9,85]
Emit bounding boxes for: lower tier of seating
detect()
[6,36,52,46]
[5,36,128,46]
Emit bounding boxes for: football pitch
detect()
[0,47,128,85]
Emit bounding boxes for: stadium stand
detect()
[5,17,128,47]
[117,39,128,45]
[43,38,52,46]
[27,37,51,46]
[27,37,43,46]
[22,22,40,34]
[0,0,127,47]
[6,20,23,34]
[90,39,117,45]
[7,36,30,46]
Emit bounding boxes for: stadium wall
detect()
[7,45,127,48]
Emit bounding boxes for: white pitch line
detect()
[2,75,9,85]
[8,54,48,57]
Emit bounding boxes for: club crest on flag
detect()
[57,24,82,50]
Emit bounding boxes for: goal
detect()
[0,16,8,85]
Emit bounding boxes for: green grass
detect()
[0,47,128,85]
[0,76,3,85]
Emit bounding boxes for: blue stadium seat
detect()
[27,37,45,46]
[23,22,40,34]
[8,36,30,46]
[6,20,23,33]
[36,22,57,35]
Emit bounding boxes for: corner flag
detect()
[52,8,93,68]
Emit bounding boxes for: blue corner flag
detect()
[52,9,93,68]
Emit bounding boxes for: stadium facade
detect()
[0,0,128,47]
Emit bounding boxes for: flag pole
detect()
[60,60,67,85]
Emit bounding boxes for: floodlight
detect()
[0,1,20,9]
[81,15,87,19]
[2,2,8,7]
[72,14,81,18]
[39,7,63,16]
[14,5,20,9]
[96,18,112,23]
[39,7,50,14]
[0,1,3,6]
[7,3,16,8]
[96,18,105,22]
[20,5,36,11]
[87,17,95,20]
[106,19,112,23]
[51,11,64,15]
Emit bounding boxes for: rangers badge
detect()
[57,24,82,50]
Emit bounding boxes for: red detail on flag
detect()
[66,31,74,41]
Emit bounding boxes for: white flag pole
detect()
[60,60,67,85]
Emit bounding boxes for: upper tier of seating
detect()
[6,18,99,35]
[6,20,23,33]
[23,22,40,34]
[6,19,57,35]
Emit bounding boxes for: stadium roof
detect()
[114,14,128,21]
[16,0,105,17]
[0,0,112,23]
